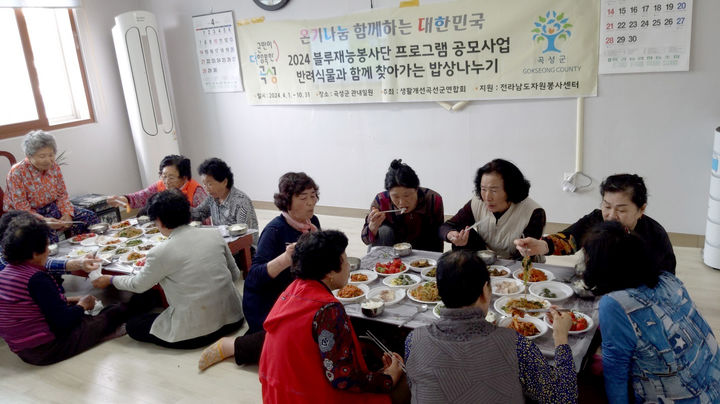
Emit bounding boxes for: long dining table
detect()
[344,246,599,371]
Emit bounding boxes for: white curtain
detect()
[0,0,81,7]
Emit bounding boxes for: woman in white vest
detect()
[439,159,545,259]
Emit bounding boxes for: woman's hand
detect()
[106,195,129,208]
[550,309,572,347]
[381,352,404,385]
[76,295,96,311]
[367,207,387,235]
[45,217,65,230]
[266,242,296,279]
[514,237,549,256]
[59,213,73,231]
[92,275,113,289]
[447,227,471,247]
[67,255,101,273]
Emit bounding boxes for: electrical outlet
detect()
[563,172,575,182]
[562,172,577,192]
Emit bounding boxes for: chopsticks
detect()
[521,308,572,313]
[378,208,406,214]
[365,330,406,373]
[45,219,86,224]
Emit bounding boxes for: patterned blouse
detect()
[312,302,394,394]
[191,187,258,246]
[125,180,207,209]
[3,159,73,216]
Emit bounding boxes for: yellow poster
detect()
[237,0,599,105]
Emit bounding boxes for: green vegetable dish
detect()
[540,288,557,298]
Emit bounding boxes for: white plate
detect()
[69,233,97,244]
[132,258,148,272]
[512,267,555,283]
[367,287,405,306]
[332,284,370,304]
[373,260,409,277]
[96,236,127,246]
[406,258,437,273]
[544,311,594,334]
[488,265,511,278]
[420,266,437,281]
[79,236,99,246]
[134,243,157,253]
[498,316,548,340]
[122,238,145,249]
[118,251,147,265]
[528,281,574,302]
[382,273,421,289]
[141,221,157,229]
[494,295,551,318]
[66,246,98,258]
[491,278,525,296]
[407,281,442,304]
[114,227,144,240]
[149,234,168,243]
[348,270,377,285]
[109,220,132,230]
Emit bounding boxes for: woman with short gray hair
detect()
[4,130,98,242]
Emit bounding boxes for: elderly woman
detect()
[107,154,207,211]
[439,159,545,260]
[0,211,101,280]
[0,216,126,365]
[582,221,720,403]
[198,172,320,369]
[259,230,403,403]
[3,130,99,242]
[191,157,258,247]
[93,190,244,348]
[515,174,676,274]
[405,250,576,403]
[362,159,444,252]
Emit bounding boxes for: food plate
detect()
[98,245,118,254]
[332,284,370,304]
[433,302,446,318]
[367,287,405,306]
[110,220,132,230]
[407,281,441,304]
[123,238,144,248]
[79,236,99,247]
[97,252,114,262]
[420,266,437,281]
[118,251,146,265]
[348,270,377,285]
[149,234,168,243]
[134,243,157,253]
[491,278,525,297]
[69,233,97,244]
[512,267,555,283]
[97,236,127,246]
[498,316,548,340]
[528,281,574,302]
[406,258,437,273]
[374,258,408,276]
[545,311,593,334]
[382,273,421,289]
[66,247,98,258]
[132,258,147,271]
[488,265,511,278]
[494,295,551,318]
[115,227,144,239]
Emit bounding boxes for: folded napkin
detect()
[85,299,104,316]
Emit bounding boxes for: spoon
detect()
[398,304,428,327]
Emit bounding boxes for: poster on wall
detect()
[599,0,693,74]
[236,0,599,105]
[192,11,244,92]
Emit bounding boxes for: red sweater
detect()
[259,279,390,404]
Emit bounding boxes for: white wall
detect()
[0,0,144,198]
[140,0,719,235]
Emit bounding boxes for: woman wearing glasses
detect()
[107,154,208,211]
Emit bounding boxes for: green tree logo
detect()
[532,11,572,53]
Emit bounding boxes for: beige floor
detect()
[1,209,719,403]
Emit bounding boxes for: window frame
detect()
[0,8,95,139]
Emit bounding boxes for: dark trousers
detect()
[17,304,128,366]
[126,314,244,349]
[233,329,266,365]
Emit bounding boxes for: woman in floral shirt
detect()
[3,131,98,242]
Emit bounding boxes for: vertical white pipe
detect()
[575,97,584,173]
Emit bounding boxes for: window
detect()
[0,7,94,139]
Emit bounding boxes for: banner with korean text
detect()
[237,0,599,105]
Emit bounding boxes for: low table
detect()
[345,246,599,371]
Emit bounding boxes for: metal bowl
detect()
[477,249,497,265]
[228,223,248,236]
[136,215,151,225]
[88,223,109,234]
[48,243,58,256]
[393,242,412,257]
[347,256,361,271]
[361,298,385,317]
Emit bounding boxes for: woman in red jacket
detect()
[259,230,404,404]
